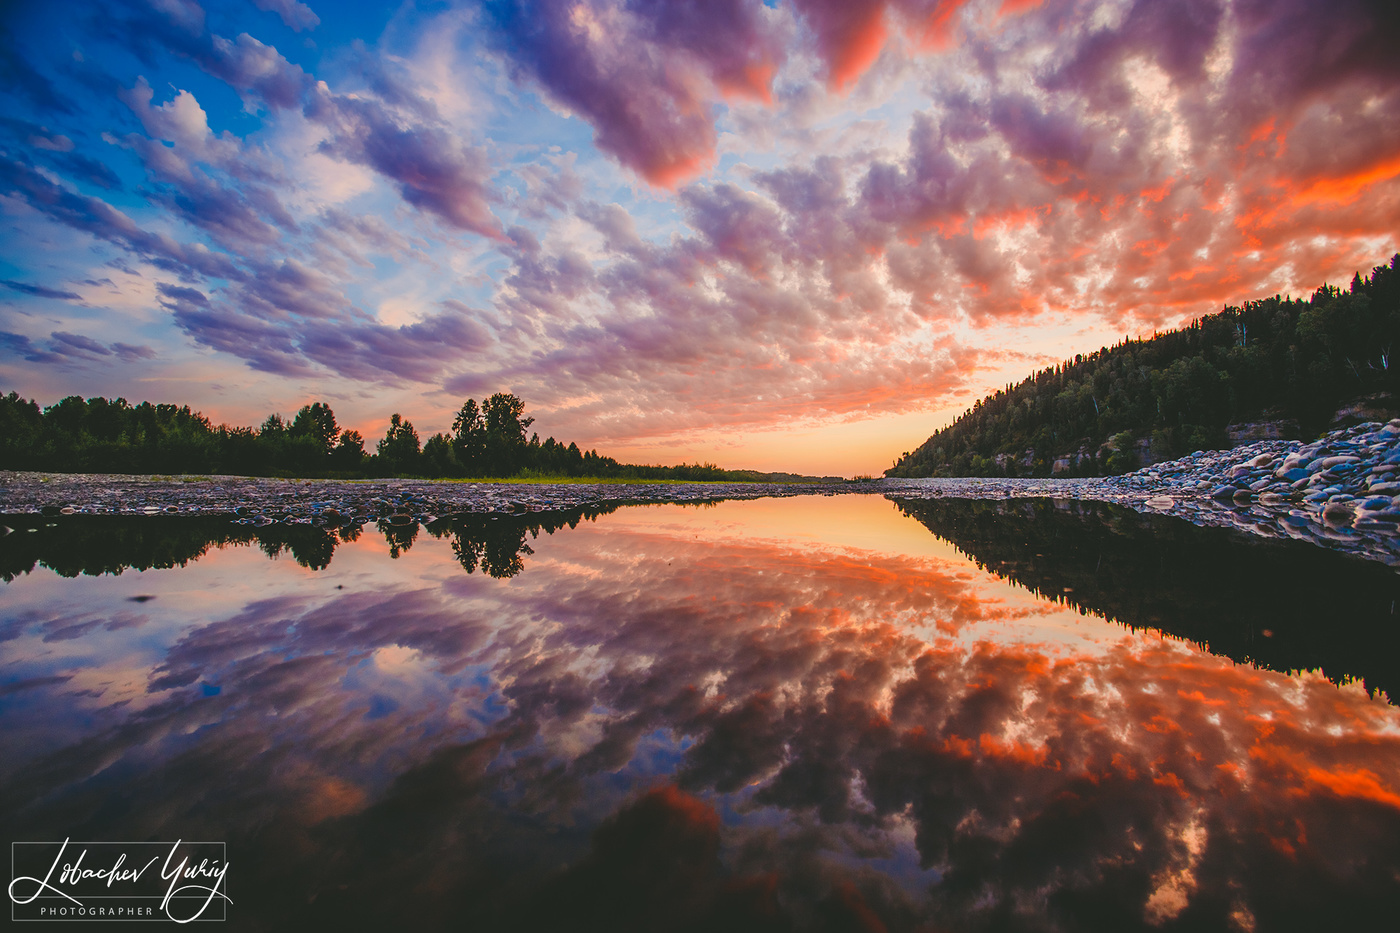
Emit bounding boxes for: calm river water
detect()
[3,496,1399,931]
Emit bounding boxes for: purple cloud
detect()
[481,0,780,186]
[0,154,246,282]
[296,305,495,382]
[681,183,788,274]
[790,0,888,90]
[168,302,317,377]
[251,0,321,33]
[627,0,782,101]
[101,6,502,238]
[152,169,290,251]
[228,258,347,321]
[165,274,495,382]
[0,44,74,114]
[46,152,123,190]
[309,91,503,238]
[0,329,151,366]
[156,282,210,306]
[111,342,157,361]
[2,280,82,300]
[93,1,310,109]
[1230,0,1400,111]
[1047,0,1224,104]
[0,332,63,364]
[49,331,112,358]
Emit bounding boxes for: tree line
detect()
[0,390,734,481]
[887,254,1400,478]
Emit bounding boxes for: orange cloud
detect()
[1306,767,1400,809]
[998,0,1043,15]
[1292,152,1400,205]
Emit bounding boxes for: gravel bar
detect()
[0,474,871,521]
[6,417,1400,567]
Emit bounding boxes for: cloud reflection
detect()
[2,506,1398,930]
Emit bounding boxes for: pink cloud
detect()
[480,0,784,186]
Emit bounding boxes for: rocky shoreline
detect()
[0,473,868,522]
[887,418,1400,567]
[6,418,1400,567]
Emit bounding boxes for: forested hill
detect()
[887,254,1400,478]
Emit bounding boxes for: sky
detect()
[2,0,1398,476]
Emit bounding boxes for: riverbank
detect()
[0,472,865,520]
[6,418,1400,567]
[887,418,1400,567]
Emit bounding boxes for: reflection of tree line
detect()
[892,496,1400,698]
[1,506,624,582]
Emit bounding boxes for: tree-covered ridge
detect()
[887,255,1400,478]
[0,391,746,481]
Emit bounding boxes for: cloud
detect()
[116,79,298,252]
[628,0,783,102]
[0,328,153,366]
[0,674,74,697]
[308,89,504,238]
[2,280,82,300]
[0,154,247,282]
[0,331,64,364]
[166,301,318,376]
[229,257,345,320]
[156,282,209,306]
[200,30,311,109]
[792,0,889,91]
[164,275,495,382]
[251,0,321,33]
[1228,0,1400,116]
[90,2,310,108]
[1047,0,1224,99]
[111,342,157,361]
[295,304,495,383]
[94,2,502,237]
[0,42,74,114]
[120,78,235,156]
[48,330,112,358]
[789,1,979,90]
[480,0,781,186]
[45,152,123,190]
[682,182,789,274]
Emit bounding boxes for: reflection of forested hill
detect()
[893,497,1400,698]
[0,507,621,582]
[888,255,1400,477]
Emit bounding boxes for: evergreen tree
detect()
[482,392,534,476]
[377,414,421,474]
[289,402,340,453]
[451,399,487,475]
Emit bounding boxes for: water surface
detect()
[3,497,1398,931]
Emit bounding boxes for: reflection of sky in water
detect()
[3,497,1399,931]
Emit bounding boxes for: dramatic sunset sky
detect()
[2,0,1398,474]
